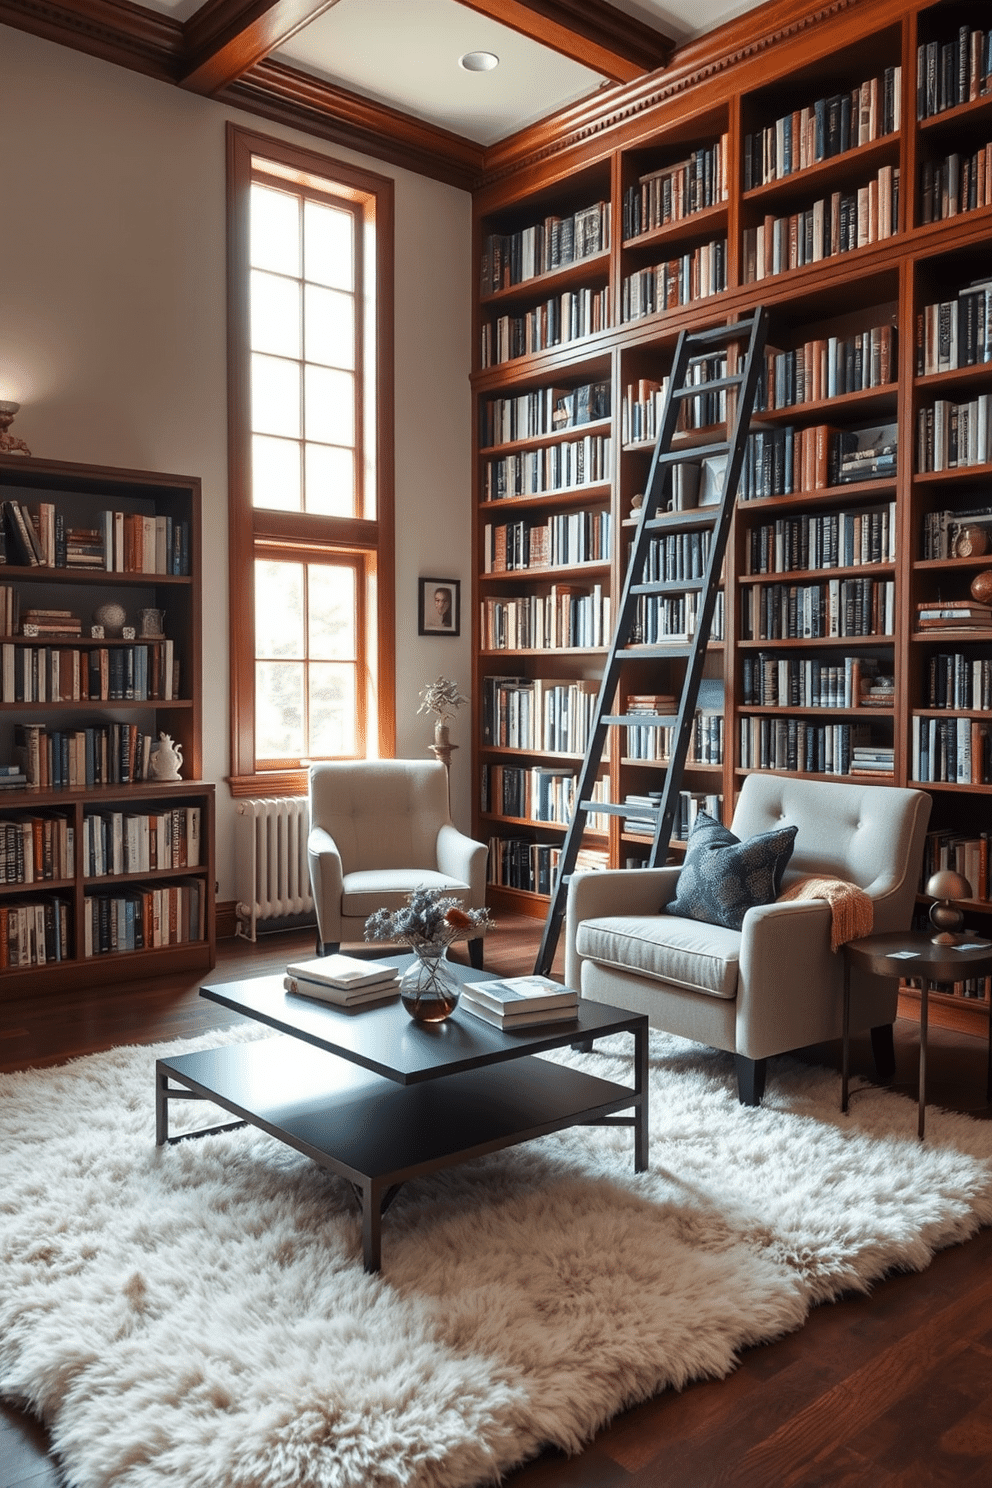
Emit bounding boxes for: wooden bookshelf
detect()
[0,454,215,993]
[471,0,992,1027]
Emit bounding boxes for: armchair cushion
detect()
[576,913,741,999]
[667,811,798,932]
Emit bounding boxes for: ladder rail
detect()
[533,308,769,978]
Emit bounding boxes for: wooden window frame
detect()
[226,123,395,798]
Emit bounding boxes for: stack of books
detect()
[283,953,399,1007]
[916,600,992,633]
[460,975,579,1029]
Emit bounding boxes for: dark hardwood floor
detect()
[3,917,992,1488]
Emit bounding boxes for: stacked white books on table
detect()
[283,953,400,1007]
[461,975,579,1029]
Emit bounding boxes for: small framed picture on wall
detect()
[419,577,460,636]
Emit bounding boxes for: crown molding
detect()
[219,59,485,189]
[180,0,341,91]
[477,0,921,188]
[0,0,182,79]
[454,0,674,83]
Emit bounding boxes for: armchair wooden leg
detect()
[467,936,484,971]
[870,1023,896,1082]
[736,1055,767,1107]
[317,940,340,958]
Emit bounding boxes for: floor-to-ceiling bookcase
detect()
[472,0,992,1027]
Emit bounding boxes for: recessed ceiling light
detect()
[459,51,499,73]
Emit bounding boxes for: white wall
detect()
[0,25,475,903]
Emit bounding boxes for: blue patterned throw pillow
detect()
[667,812,798,932]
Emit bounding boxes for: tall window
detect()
[227,126,395,795]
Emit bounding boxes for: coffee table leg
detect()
[155,1064,169,1146]
[362,1182,382,1273]
[841,959,851,1114]
[634,1023,649,1172]
[919,981,929,1141]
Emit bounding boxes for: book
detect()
[463,974,579,1015]
[285,952,399,990]
[283,973,399,1007]
[460,992,579,1029]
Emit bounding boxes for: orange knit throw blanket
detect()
[777,876,874,951]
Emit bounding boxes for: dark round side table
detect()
[842,930,992,1140]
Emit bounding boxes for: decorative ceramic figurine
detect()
[149,733,183,781]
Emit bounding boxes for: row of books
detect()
[622,135,729,240]
[916,396,992,472]
[622,790,724,839]
[480,287,609,368]
[82,806,201,877]
[755,325,896,411]
[743,503,898,575]
[622,375,730,445]
[924,653,992,711]
[911,715,992,785]
[917,29,992,120]
[0,499,190,574]
[481,676,601,755]
[0,814,75,884]
[742,166,899,283]
[624,711,724,766]
[738,422,897,499]
[14,722,158,790]
[0,899,71,968]
[82,878,206,955]
[639,529,713,584]
[921,506,992,561]
[621,239,727,321]
[482,435,612,500]
[0,639,178,705]
[920,145,992,225]
[480,587,610,652]
[480,381,610,448]
[486,837,607,894]
[629,590,725,645]
[742,655,889,711]
[920,828,991,905]
[480,202,611,296]
[740,577,896,641]
[916,279,992,373]
[482,509,612,572]
[481,765,610,829]
[738,718,880,776]
[743,69,901,190]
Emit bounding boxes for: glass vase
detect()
[400,942,460,1023]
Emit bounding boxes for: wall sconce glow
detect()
[459,51,499,72]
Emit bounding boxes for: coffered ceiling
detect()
[0,0,770,184]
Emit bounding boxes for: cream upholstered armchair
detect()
[565,774,931,1105]
[307,759,489,967]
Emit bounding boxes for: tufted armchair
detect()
[565,774,931,1105]
[307,759,489,967]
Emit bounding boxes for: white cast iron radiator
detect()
[235,798,314,941]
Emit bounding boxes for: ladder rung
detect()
[618,642,695,658]
[685,314,762,349]
[631,579,705,596]
[581,801,635,818]
[655,440,730,465]
[603,713,679,726]
[642,510,721,531]
[672,374,744,398]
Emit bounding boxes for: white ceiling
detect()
[138,0,767,146]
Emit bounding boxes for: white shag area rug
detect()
[3,1026,992,1488]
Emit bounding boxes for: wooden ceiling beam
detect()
[453,0,674,82]
[179,0,341,93]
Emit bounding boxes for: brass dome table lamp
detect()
[925,869,972,944]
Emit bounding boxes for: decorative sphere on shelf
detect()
[970,569,992,606]
[92,601,127,637]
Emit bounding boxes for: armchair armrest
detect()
[436,823,488,904]
[736,898,839,1059]
[565,866,681,993]
[307,825,344,943]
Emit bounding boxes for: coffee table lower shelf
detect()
[156,1036,644,1271]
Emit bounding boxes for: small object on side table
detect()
[925,869,972,945]
[841,931,992,1140]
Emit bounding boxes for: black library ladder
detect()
[535,308,769,977]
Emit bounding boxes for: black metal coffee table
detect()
[155,963,649,1271]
